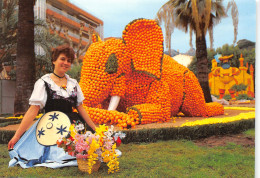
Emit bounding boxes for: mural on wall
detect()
[209,54,254,100]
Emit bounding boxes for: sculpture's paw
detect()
[126,103,169,126]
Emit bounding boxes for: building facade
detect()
[34,0,104,56]
[0,0,104,75]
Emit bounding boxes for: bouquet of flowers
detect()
[56,122,126,174]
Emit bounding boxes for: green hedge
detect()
[0,118,20,123]
[0,119,21,127]
[0,130,16,144]
[0,119,255,144]
[121,119,255,144]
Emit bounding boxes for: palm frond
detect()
[174,2,191,32]
[189,24,193,48]
[156,2,175,54]
[212,0,227,24]
[226,1,232,13]
[230,0,239,45]
[203,0,212,35]
[191,0,201,36]
[209,26,213,49]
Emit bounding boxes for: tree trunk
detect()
[14,0,35,116]
[195,34,212,103]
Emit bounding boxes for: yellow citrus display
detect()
[209,54,254,99]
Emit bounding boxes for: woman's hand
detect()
[8,135,20,150]
[7,105,40,150]
[77,104,97,132]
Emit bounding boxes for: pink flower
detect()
[84,144,90,152]
[104,140,113,150]
[75,141,85,153]
[75,134,84,141]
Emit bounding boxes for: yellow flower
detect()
[86,139,100,174]
[180,111,255,127]
[69,125,77,139]
[95,124,108,137]
[101,143,119,174]
[224,107,255,111]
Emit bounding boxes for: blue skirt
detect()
[8,118,77,168]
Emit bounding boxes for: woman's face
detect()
[53,53,72,74]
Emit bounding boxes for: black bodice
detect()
[43,81,77,113]
[42,80,94,132]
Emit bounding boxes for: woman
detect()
[8,45,96,168]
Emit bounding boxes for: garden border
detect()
[0,118,254,144]
[121,119,255,144]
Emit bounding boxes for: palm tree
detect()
[156,3,175,56]
[0,0,18,71]
[157,0,238,103]
[14,0,35,115]
[226,0,239,46]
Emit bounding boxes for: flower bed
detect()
[181,107,255,127]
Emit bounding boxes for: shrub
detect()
[236,94,253,100]
[66,63,82,82]
[223,95,232,100]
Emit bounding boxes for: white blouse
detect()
[29,74,85,109]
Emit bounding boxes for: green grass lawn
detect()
[0,129,254,177]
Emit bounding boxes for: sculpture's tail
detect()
[181,70,224,117]
[205,102,224,117]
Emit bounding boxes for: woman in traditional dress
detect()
[8,45,96,168]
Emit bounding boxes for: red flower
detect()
[115,137,121,147]
[67,146,72,151]
[68,151,74,156]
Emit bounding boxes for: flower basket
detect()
[77,158,101,173]
[57,123,126,174]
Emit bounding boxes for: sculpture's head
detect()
[219,54,234,69]
[80,19,164,107]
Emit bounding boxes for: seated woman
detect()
[8,45,96,168]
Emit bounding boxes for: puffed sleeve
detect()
[76,82,85,106]
[29,79,47,109]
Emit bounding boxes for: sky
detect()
[69,0,257,53]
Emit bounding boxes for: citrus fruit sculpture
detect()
[79,18,224,129]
